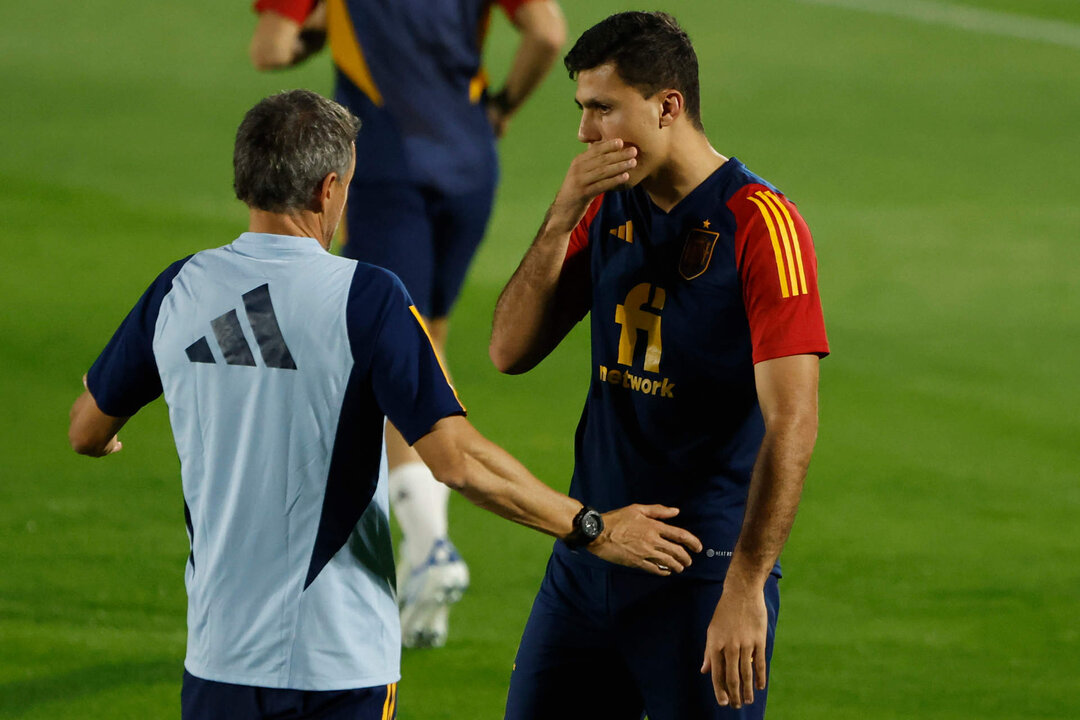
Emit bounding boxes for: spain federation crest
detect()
[678,228,719,280]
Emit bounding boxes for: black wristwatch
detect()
[486,87,516,114]
[565,506,604,548]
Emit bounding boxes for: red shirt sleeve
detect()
[254,0,318,24]
[555,194,603,322]
[566,194,604,264]
[496,0,541,19]
[728,184,829,364]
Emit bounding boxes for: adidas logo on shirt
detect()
[185,284,297,370]
[609,221,634,243]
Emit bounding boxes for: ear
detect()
[658,90,684,128]
[310,171,339,213]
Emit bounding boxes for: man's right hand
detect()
[587,505,702,576]
[546,140,637,234]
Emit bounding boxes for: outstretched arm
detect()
[490,139,637,373]
[700,354,820,709]
[413,415,702,575]
[486,0,566,137]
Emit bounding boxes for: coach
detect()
[68,89,700,720]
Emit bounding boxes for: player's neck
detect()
[248,208,331,250]
[642,132,727,214]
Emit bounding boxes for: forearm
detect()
[414,416,703,575]
[726,418,817,590]
[489,211,574,374]
[499,39,557,111]
[498,5,565,112]
[458,434,580,538]
[415,417,578,538]
[492,139,637,372]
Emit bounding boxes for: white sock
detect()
[388,461,451,568]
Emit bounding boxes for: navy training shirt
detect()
[555,159,829,579]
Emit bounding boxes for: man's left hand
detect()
[700,581,768,709]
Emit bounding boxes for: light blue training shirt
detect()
[87,232,464,690]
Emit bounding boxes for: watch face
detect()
[581,511,602,538]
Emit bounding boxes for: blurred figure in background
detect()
[249,0,566,648]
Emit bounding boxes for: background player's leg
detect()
[427,181,496,327]
[342,181,467,648]
[385,316,449,556]
[385,316,469,649]
[384,319,450,563]
[387,180,497,647]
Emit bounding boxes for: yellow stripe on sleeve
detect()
[765,191,808,295]
[327,0,384,106]
[758,192,800,296]
[409,306,464,408]
[747,195,790,298]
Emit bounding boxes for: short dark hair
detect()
[233,89,360,213]
[564,12,703,130]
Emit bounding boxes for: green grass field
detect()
[2,0,1078,717]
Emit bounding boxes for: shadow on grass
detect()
[0,658,182,718]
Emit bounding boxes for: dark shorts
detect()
[504,551,781,720]
[181,671,396,720]
[342,176,496,320]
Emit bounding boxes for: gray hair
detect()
[233,89,360,213]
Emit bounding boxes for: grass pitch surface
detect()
[1,1,1077,717]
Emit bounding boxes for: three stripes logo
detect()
[185,284,297,370]
[609,221,634,243]
[747,189,808,299]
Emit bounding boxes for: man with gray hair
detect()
[68,88,700,719]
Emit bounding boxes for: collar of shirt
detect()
[642,156,744,224]
[230,232,326,258]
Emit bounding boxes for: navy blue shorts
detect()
[342,177,496,320]
[505,551,780,720]
[181,671,396,720]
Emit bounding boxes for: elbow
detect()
[535,25,566,57]
[525,27,565,63]
[546,22,568,53]
[488,343,514,374]
[784,410,818,446]
[436,470,468,493]
[489,342,532,375]
[69,426,103,457]
[768,412,819,464]
[249,41,292,71]
[532,5,567,53]
[518,4,565,58]
[430,459,469,493]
